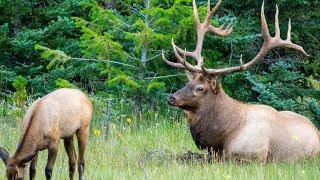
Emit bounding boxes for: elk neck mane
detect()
[14,99,42,157]
[188,86,247,138]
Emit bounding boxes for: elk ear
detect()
[0,147,9,165]
[210,78,220,94]
[185,71,194,81]
[21,153,37,164]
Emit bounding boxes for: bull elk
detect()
[162,0,320,162]
[0,88,93,180]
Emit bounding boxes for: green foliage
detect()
[147,81,165,94]
[35,44,72,69]
[55,78,77,89]
[307,76,320,91]
[309,99,320,121]
[107,75,141,92]
[0,66,16,97]
[71,1,128,61]
[12,76,27,90]
[245,62,301,110]
[244,61,319,126]
[12,76,27,107]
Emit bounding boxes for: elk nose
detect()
[168,95,176,105]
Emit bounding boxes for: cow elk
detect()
[0,88,93,180]
[162,0,320,162]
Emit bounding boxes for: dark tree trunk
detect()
[134,90,142,128]
[149,100,157,112]
[99,0,116,9]
[104,98,113,141]
[108,0,116,9]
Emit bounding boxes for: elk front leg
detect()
[207,147,213,163]
[76,128,89,180]
[29,153,38,180]
[208,147,223,163]
[45,141,59,180]
[64,137,77,180]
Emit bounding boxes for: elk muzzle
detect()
[168,95,177,106]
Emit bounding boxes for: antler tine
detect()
[205,0,222,24]
[287,18,291,41]
[161,50,186,69]
[274,9,310,57]
[172,42,196,58]
[209,23,233,36]
[204,0,232,36]
[275,5,280,38]
[239,54,244,70]
[281,18,309,56]
[282,43,309,56]
[207,0,211,14]
[193,0,201,27]
[261,1,271,40]
[224,23,233,31]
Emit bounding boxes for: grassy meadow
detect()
[0,97,319,180]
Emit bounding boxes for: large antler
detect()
[162,0,309,76]
[162,0,232,73]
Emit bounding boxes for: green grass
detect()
[0,97,319,179]
[0,119,319,180]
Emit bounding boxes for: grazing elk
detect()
[0,88,93,180]
[162,0,320,162]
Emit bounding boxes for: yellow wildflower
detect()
[93,128,102,137]
[117,132,123,139]
[126,118,132,124]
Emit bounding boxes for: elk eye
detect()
[195,85,204,92]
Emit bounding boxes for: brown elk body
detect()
[0,88,93,180]
[163,0,320,162]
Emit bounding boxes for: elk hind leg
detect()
[76,128,89,180]
[64,137,77,180]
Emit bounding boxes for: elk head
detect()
[163,0,308,110]
[0,147,34,180]
[168,72,221,111]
